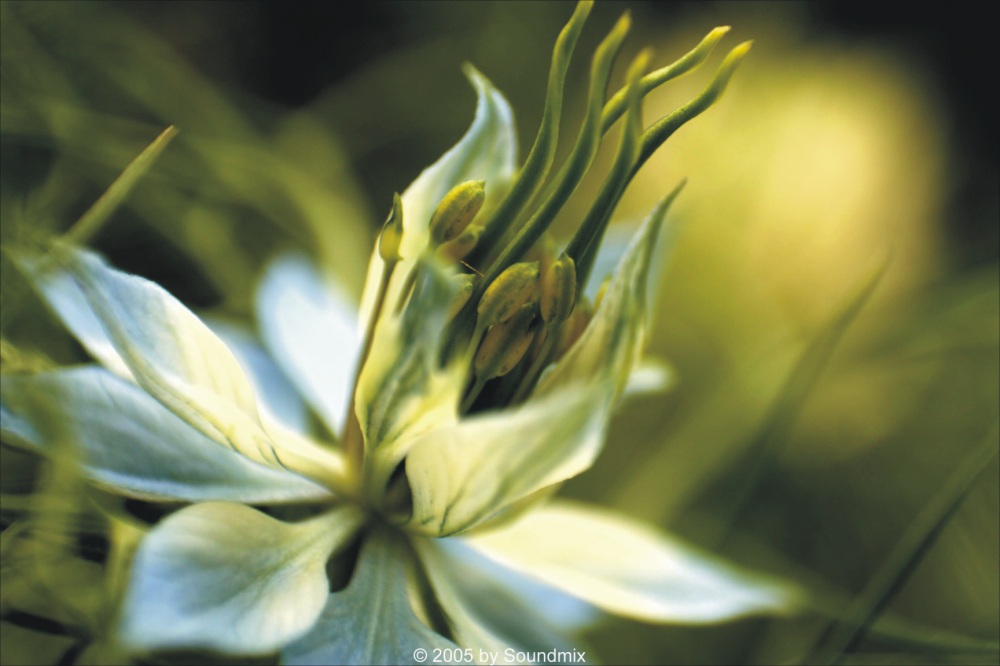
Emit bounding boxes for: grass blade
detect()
[64,125,178,245]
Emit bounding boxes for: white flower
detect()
[1,5,795,664]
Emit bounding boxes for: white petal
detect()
[465,501,800,624]
[28,246,343,487]
[358,66,516,332]
[623,357,674,399]
[0,367,332,503]
[256,254,359,436]
[405,385,611,537]
[441,538,600,634]
[205,316,311,433]
[357,264,465,492]
[580,225,636,302]
[15,254,132,379]
[414,538,582,662]
[397,65,516,259]
[284,529,457,666]
[537,194,676,400]
[119,503,363,654]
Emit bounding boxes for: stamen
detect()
[435,13,746,399]
[540,252,577,324]
[470,11,631,290]
[463,303,538,412]
[443,10,629,363]
[343,193,403,466]
[558,297,593,356]
[437,225,483,263]
[475,261,541,333]
[446,273,479,321]
[429,180,486,245]
[512,253,577,403]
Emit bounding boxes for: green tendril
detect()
[632,41,752,177]
[568,49,650,289]
[476,11,631,300]
[470,1,593,265]
[601,26,730,133]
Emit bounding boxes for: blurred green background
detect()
[1,1,997,664]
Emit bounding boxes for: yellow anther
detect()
[429,180,486,245]
[540,253,576,324]
[447,273,479,321]
[558,298,593,356]
[378,193,404,262]
[474,304,538,380]
[437,225,483,263]
[477,261,541,328]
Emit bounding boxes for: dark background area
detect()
[116,0,998,269]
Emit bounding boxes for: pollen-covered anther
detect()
[540,253,577,324]
[447,273,479,321]
[476,261,541,329]
[429,180,486,245]
[474,304,538,381]
[558,297,593,356]
[378,193,404,263]
[437,225,483,263]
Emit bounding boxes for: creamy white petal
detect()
[396,65,516,260]
[537,194,675,400]
[119,503,363,654]
[256,254,359,436]
[580,225,636,302]
[284,529,457,665]
[28,246,343,488]
[0,367,333,503]
[414,538,583,664]
[358,65,516,332]
[15,254,132,379]
[205,316,310,433]
[440,538,601,634]
[623,358,674,400]
[357,264,465,493]
[405,385,611,537]
[465,501,800,624]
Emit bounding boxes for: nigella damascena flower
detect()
[1,3,797,664]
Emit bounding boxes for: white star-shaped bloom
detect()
[1,4,795,664]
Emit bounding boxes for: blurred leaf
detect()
[64,125,178,245]
[814,425,1000,663]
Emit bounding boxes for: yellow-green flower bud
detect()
[378,193,404,262]
[540,253,576,324]
[447,273,479,321]
[477,261,540,328]
[437,225,483,263]
[474,304,537,380]
[429,180,486,245]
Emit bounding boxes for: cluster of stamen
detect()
[344,1,751,465]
